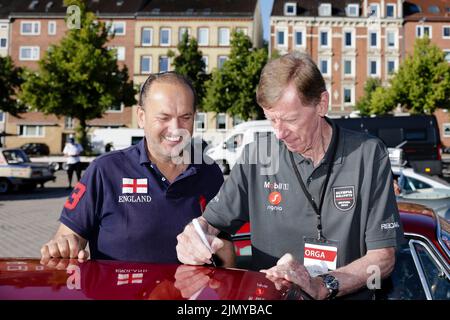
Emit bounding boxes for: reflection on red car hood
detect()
[0,259,304,300]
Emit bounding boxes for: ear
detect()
[137,106,145,129]
[316,91,329,117]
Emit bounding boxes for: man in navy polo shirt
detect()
[40,72,234,265]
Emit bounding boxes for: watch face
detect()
[323,274,339,291]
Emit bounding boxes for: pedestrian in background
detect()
[63,136,83,189]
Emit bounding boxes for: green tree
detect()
[168,32,208,107]
[203,31,268,120]
[355,78,382,116]
[389,37,450,114]
[0,56,25,116]
[20,0,136,150]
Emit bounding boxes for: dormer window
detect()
[284,2,297,16]
[319,3,332,17]
[346,4,359,17]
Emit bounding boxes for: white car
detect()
[391,166,450,191]
[206,120,274,174]
[392,166,450,220]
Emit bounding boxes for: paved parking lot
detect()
[0,171,71,258]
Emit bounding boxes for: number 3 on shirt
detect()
[64,182,86,210]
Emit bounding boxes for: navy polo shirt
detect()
[59,138,224,263]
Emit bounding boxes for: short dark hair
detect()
[138,71,197,111]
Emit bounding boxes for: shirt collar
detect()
[137,137,203,173]
[291,117,343,165]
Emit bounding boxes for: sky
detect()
[261,0,275,41]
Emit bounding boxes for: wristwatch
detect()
[318,273,339,299]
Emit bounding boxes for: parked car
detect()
[0,259,304,300]
[20,143,50,156]
[232,202,450,300]
[392,166,450,191]
[206,120,274,174]
[0,148,55,193]
[0,202,448,300]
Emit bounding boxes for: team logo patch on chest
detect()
[119,178,152,203]
[332,186,355,211]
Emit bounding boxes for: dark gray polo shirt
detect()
[204,118,403,274]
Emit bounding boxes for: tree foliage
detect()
[202,32,268,120]
[168,32,209,107]
[20,0,136,150]
[0,56,25,116]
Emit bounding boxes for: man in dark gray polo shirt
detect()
[176,52,403,300]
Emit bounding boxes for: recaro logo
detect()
[380,222,400,230]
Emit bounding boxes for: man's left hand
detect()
[260,253,328,300]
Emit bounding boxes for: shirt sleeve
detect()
[365,143,404,250]
[203,152,250,235]
[59,161,102,240]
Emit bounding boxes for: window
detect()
[140,56,152,74]
[216,113,226,130]
[179,27,190,42]
[369,58,379,76]
[343,87,353,104]
[387,59,396,75]
[343,59,353,76]
[320,30,330,47]
[202,56,208,72]
[195,113,206,130]
[218,55,228,69]
[65,117,74,129]
[443,26,450,39]
[344,30,354,47]
[21,21,40,35]
[141,28,153,46]
[109,21,125,35]
[107,104,123,112]
[443,123,450,137]
[277,29,286,47]
[444,50,450,63]
[159,56,169,72]
[369,3,380,18]
[416,25,432,38]
[160,28,171,46]
[294,30,304,47]
[18,125,44,137]
[19,46,39,60]
[386,30,396,48]
[346,4,359,17]
[233,115,244,126]
[0,38,6,48]
[48,21,56,35]
[198,28,209,46]
[412,241,450,300]
[369,30,378,48]
[319,58,330,76]
[319,3,332,16]
[284,2,297,16]
[386,4,395,17]
[218,28,230,46]
[110,46,125,61]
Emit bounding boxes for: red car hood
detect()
[0,258,305,300]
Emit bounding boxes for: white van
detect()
[205,120,273,174]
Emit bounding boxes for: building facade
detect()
[271,0,450,147]
[1,0,263,151]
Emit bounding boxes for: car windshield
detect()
[2,150,29,164]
